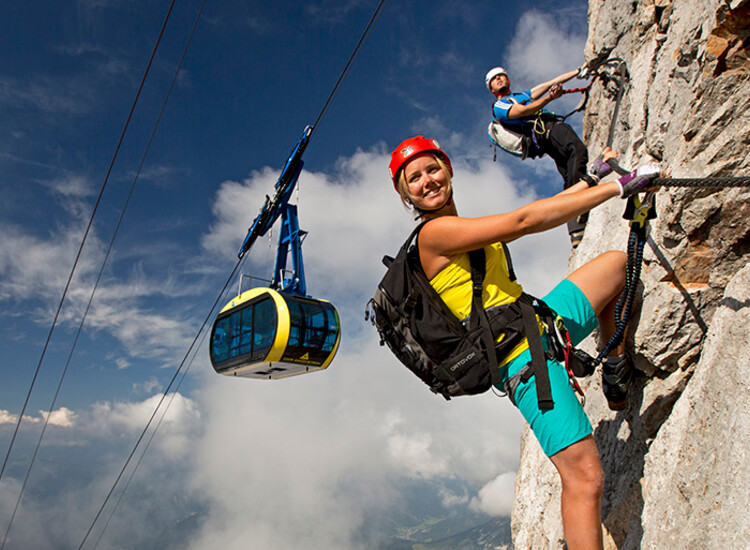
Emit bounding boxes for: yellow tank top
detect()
[430,242,537,365]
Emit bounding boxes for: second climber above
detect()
[486,65,594,248]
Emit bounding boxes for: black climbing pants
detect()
[537,121,590,244]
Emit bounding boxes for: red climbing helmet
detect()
[388,136,453,189]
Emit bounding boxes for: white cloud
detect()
[0,75,96,114]
[183,333,526,549]
[304,0,367,25]
[0,407,77,426]
[439,485,470,508]
[133,375,162,394]
[0,409,19,425]
[39,406,77,427]
[384,412,450,479]
[470,470,517,517]
[0,176,201,364]
[505,10,586,84]
[0,221,97,303]
[91,392,199,432]
[0,394,201,549]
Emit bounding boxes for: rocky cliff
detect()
[511,1,750,548]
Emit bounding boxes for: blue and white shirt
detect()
[493,90,552,129]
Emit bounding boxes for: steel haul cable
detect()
[0,1,179,490]
[309,0,389,138]
[0,1,204,549]
[75,1,390,548]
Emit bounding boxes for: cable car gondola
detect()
[209,125,341,379]
[210,287,340,378]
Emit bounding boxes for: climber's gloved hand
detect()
[587,153,614,184]
[585,147,618,186]
[577,63,591,79]
[617,165,661,197]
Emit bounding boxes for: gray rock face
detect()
[511,1,750,548]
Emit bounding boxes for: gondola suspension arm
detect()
[237,125,313,261]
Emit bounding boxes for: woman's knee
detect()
[551,436,604,497]
[566,251,627,313]
[599,250,627,268]
[595,250,627,285]
[577,459,605,498]
[560,458,604,501]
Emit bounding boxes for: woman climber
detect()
[386,135,660,550]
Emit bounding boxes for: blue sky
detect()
[0,0,589,548]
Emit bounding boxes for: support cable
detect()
[309,0,389,139]
[0,1,207,548]
[75,0,390,547]
[0,0,178,488]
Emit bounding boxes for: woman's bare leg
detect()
[566,251,627,354]
[568,252,632,407]
[550,435,605,550]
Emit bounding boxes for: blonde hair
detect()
[394,154,453,210]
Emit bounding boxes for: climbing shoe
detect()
[601,354,633,411]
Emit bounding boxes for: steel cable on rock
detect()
[654,176,750,188]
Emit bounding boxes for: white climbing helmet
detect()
[485,67,508,90]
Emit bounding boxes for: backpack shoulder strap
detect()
[403,221,428,255]
[382,221,428,268]
[499,242,517,282]
[468,248,501,388]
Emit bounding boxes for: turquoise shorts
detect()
[497,279,598,457]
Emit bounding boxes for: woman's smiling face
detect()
[402,153,451,211]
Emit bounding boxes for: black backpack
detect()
[366,222,559,408]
